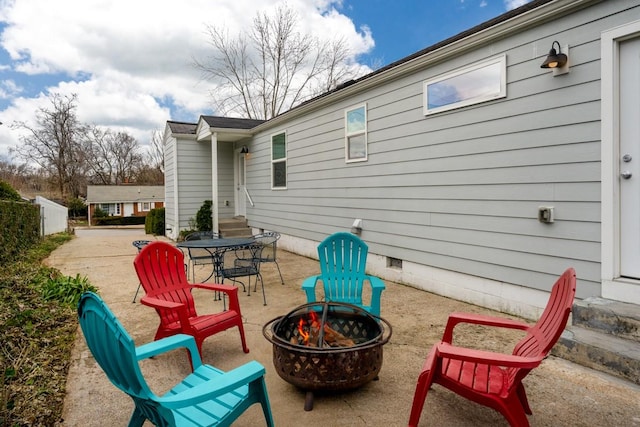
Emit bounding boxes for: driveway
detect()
[50,229,640,426]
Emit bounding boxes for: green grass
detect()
[0,233,96,426]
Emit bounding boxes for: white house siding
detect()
[243,0,640,317]
[217,142,236,218]
[164,130,178,239]
[176,137,212,232]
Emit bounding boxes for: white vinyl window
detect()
[271,132,287,189]
[99,203,119,215]
[424,54,507,115]
[345,104,367,162]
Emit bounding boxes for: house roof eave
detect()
[251,0,600,133]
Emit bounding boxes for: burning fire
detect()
[294,311,355,347]
[297,311,319,345]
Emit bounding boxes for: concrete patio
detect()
[49,228,640,426]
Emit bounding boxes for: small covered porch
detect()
[163,116,263,240]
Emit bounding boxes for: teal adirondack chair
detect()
[302,232,386,317]
[77,292,274,427]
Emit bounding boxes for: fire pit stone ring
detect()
[262,301,392,411]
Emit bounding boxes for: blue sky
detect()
[0,0,529,160]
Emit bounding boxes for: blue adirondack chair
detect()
[77,292,274,427]
[301,232,386,317]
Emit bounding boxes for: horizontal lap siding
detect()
[177,140,211,229]
[164,135,177,234]
[217,143,234,217]
[247,1,640,299]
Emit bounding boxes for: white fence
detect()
[35,196,68,236]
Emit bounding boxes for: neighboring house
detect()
[164,0,640,319]
[86,185,164,225]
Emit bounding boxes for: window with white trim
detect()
[142,202,151,211]
[271,132,287,189]
[345,104,367,162]
[423,54,506,115]
[99,203,118,215]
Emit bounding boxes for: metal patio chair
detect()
[253,231,285,285]
[219,244,267,305]
[184,231,219,281]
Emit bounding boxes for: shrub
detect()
[0,200,41,265]
[145,207,165,235]
[196,200,213,231]
[93,207,108,218]
[0,180,22,201]
[94,216,146,226]
[66,197,87,218]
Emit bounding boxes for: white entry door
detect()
[235,150,247,217]
[620,38,640,279]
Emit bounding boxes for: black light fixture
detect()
[540,41,568,69]
[240,145,249,154]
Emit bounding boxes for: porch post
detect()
[211,132,219,233]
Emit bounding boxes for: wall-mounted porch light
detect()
[540,41,569,76]
[240,145,249,154]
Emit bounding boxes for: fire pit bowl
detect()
[262,301,392,410]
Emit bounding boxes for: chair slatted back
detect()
[78,292,151,398]
[134,242,197,323]
[509,267,576,385]
[317,232,368,306]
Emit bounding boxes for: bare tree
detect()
[133,130,164,185]
[194,4,356,120]
[146,130,164,173]
[83,127,143,185]
[11,93,89,197]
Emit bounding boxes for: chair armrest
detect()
[135,334,203,369]
[442,312,531,343]
[192,283,242,313]
[301,275,322,303]
[435,342,542,369]
[364,275,385,317]
[158,360,266,408]
[365,275,386,291]
[191,283,238,295]
[140,296,192,334]
[140,295,185,310]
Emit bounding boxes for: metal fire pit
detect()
[262,302,392,411]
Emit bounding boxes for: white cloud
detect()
[504,0,530,10]
[0,0,374,157]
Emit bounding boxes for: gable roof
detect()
[167,121,197,135]
[86,185,165,204]
[201,116,265,129]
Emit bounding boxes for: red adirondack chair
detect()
[134,241,249,359]
[408,267,576,427]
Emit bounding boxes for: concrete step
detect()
[552,297,640,385]
[218,217,251,238]
[220,227,253,238]
[552,326,640,385]
[219,217,248,229]
[572,297,640,342]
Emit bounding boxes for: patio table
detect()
[177,237,255,282]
